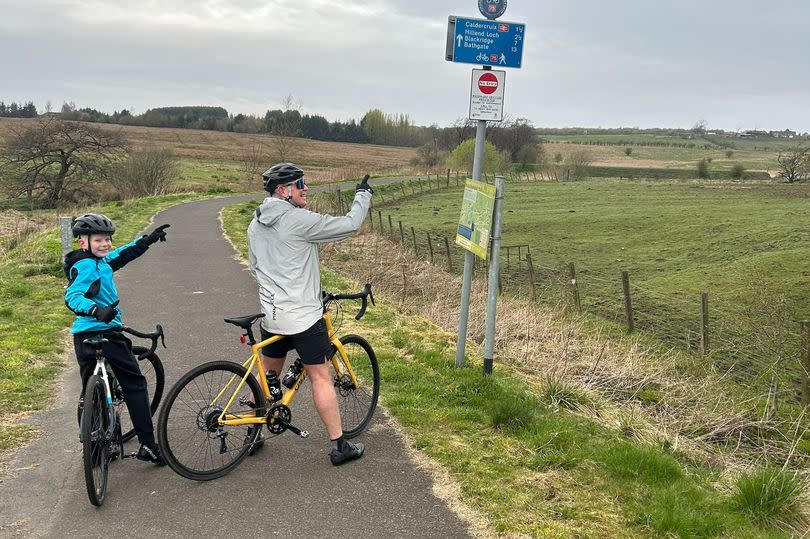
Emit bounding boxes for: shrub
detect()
[447,139,511,174]
[726,150,734,158]
[554,152,563,163]
[114,147,179,197]
[697,158,711,179]
[732,467,807,529]
[625,147,633,156]
[731,163,745,180]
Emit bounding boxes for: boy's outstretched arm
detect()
[108,224,171,271]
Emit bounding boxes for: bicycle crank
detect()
[266,403,309,438]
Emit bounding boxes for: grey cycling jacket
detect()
[247,190,371,335]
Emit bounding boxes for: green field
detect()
[364,177,810,411]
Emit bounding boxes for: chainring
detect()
[265,403,291,434]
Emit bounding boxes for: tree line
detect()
[0,101,38,118]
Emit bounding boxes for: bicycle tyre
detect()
[119,346,165,443]
[81,375,110,506]
[330,335,379,438]
[157,361,265,481]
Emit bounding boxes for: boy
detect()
[64,213,170,465]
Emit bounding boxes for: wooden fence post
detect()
[402,266,407,300]
[526,252,537,301]
[335,189,342,213]
[455,171,460,186]
[443,237,453,271]
[400,183,407,197]
[802,320,810,407]
[410,226,418,255]
[446,168,451,187]
[427,232,434,264]
[368,210,373,231]
[568,262,581,312]
[388,215,394,239]
[621,271,634,331]
[700,292,709,355]
[398,221,405,243]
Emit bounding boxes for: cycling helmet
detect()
[262,162,304,193]
[72,213,116,237]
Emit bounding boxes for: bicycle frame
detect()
[215,311,360,427]
[85,358,118,434]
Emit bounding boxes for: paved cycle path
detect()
[0,195,474,538]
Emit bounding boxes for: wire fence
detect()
[325,171,810,415]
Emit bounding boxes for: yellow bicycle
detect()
[157,284,379,480]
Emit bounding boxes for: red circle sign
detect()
[477,72,498,95]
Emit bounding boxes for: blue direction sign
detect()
[445,16,525,69]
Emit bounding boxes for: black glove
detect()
[91,300,119,324]
[355,174,373,195]
[143,224,171,245]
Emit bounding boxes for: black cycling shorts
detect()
[259,319,332,365]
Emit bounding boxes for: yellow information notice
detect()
[455,179,496,260]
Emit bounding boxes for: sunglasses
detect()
[285,178,306,190]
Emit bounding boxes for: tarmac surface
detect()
[0,194,474,538]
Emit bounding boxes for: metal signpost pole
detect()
[455,117,488,368]
[60,216,73,261]
[483,176,505,374]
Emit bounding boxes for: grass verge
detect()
[222,201,805,538]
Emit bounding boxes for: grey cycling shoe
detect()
[330,440,365,465]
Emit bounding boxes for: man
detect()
[247,163,373,465]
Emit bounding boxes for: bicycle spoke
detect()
[158,362,264,480]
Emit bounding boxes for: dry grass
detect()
[0,117,418,184]
[0,210,55,257]
[322,229,808,473]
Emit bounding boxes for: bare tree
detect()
[566,149,594,180]
[239,140,266,189]
[271,94,302,162]
[776,144,810,183]
[114,147,179,198]
[0,117,128,208]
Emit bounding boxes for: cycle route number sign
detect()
[456,179,497,259]
[470,69,505,121]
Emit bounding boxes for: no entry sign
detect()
[469,69,505,121]
[478,72,499,94]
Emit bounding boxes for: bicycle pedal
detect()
[299,430,309,439]
[122,452,138,459]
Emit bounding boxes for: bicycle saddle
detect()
[82,335,108,350]
[223,313,265,331]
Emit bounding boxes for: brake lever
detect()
[158,324,166,349]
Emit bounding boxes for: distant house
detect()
[737,131,754,138]
[769,129,797,138]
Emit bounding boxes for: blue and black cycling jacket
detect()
[64,237,151,334]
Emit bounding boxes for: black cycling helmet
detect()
[72,213,116,237]
[262,162,304,193]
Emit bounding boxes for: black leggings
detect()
[74,331,154,444]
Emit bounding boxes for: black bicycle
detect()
[79,325,166,506]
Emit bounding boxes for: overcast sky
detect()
[2,0,809,132]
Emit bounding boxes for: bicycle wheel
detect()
[81,375,110,506]
[157,361,265,481]
[119,346,165,443]
[331,335,379,438]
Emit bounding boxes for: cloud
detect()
[3,0,810,131]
